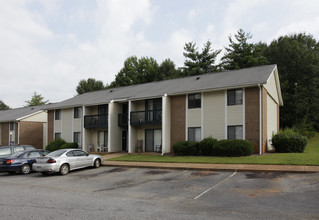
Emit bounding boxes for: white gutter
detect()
[258,84,262,155]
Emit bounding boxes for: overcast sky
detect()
[1,0,319,108]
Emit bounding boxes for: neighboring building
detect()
[0,106,47,148]
[44,64,283,154]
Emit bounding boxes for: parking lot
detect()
[0,166,318,219]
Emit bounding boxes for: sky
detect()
[1,0,319,108]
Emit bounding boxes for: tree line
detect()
[2,29,319,134]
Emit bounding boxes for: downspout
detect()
[258,84,262,155]
[17,121,20,145]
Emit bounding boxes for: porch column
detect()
[162,94,171,154]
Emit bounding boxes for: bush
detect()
[214,139,253,157]
[272,128,307,153]
[199,137,217,156]
[46,138,66,151]
[60,142,79,149]
[173,141,199,156]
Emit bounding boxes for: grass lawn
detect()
[109,133,319,166]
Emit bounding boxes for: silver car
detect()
[32,149,103,175]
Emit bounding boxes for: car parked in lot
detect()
[32,149,104,175]
[0,145,35,158]
[0,149,50,174]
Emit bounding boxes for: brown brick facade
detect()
[48,110,54,143]
[170,95,186,152]
[19,121,44,149]
[1,123,9,146]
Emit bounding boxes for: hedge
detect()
[199,137,217,156]
[214,139,253,157]
[173,141,199,156]
[271,128,307,153]
[46,138,79,152]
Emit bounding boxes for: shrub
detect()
[60,142,79,149]
[214,139,253,157]
[173,141,199,156]
[46,138,66,152]
[271,128,307,153]
[199,137,217,156]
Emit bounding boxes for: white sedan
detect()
[32,149,104,175]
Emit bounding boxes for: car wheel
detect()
[8,171,16,175]
[94,159,101,168]
[59,164,70,175]
[20,164,31,174]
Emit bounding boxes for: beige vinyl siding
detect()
[267,94,278,151]
[109,102,122,152]
[227,105,243,126]
[188,108,201,127]
[62,108,72,142]
[203,91,225,140]
[264,72,279,104]
[22,112,47,122]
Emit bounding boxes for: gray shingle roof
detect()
[44,64,277,110]
[0,105,45,123]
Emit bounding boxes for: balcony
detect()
[118,113,128,127]
[130,110,162,126]
[84,114,108,128]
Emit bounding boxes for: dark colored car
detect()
[0,149,50,174]
[0,145,36,158]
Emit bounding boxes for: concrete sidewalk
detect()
[102,153,319,173]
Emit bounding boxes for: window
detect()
[9,122,15,131]
[74,107,81,118]
[227,89,243,106]
[24,151,41,158]
[73,132,81,147]
[55,109,61,120]
[227,126,243,140]
[55,133,61,139]
[73,150,87,157]
[98,105,108,115]
[188,93,201,109]
[188,127,201,142]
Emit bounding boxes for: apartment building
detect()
[0,105,47,148]
[44,64,283,154]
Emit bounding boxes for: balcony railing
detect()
[130,110,162,126]
[84,114,108,128]
[118,113,128,127]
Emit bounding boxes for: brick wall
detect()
[48,110,54,143]
[170,95,186,152]
[1,123,9,146]
[19,121,44,149]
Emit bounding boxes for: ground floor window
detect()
[98,131,108,152]
[227,125,243,140]
[188,127,201,142]
[145,129,162,152]
[73,132,81,147]
[55,132,61,139]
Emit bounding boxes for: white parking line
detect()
[194,171,237,200]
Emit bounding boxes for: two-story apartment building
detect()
[0,105,47,148]
[44,64,283,154]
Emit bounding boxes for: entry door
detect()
[98,131,107,148]
[145,129,162,152]
[122,130,127,152]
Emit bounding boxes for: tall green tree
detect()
[25,91,49,106]
[109,56,160,88]
[182,40,221,76]
[0,100,10,110]
[221,29,268,70]
[158,58,182,79]
[76,78,105,95]
[264,33,319,130]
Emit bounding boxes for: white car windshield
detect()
[47,149,67,157]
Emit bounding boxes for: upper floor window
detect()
[227,89,243,106]
[188,93,201,109]
[55,109,61,120]
[74,107,81,119]
[98,105,108,115]
[9,122,15,131]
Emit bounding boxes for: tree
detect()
[182,40,221,76]
[264,33,319,131]
[158,58,182,79]
[109,56,160,88]
[25,91,49,106]
[221,29,268,70]
[76,78,105,95]
[0,100,10,110]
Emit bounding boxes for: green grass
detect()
[109,133,319,166]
